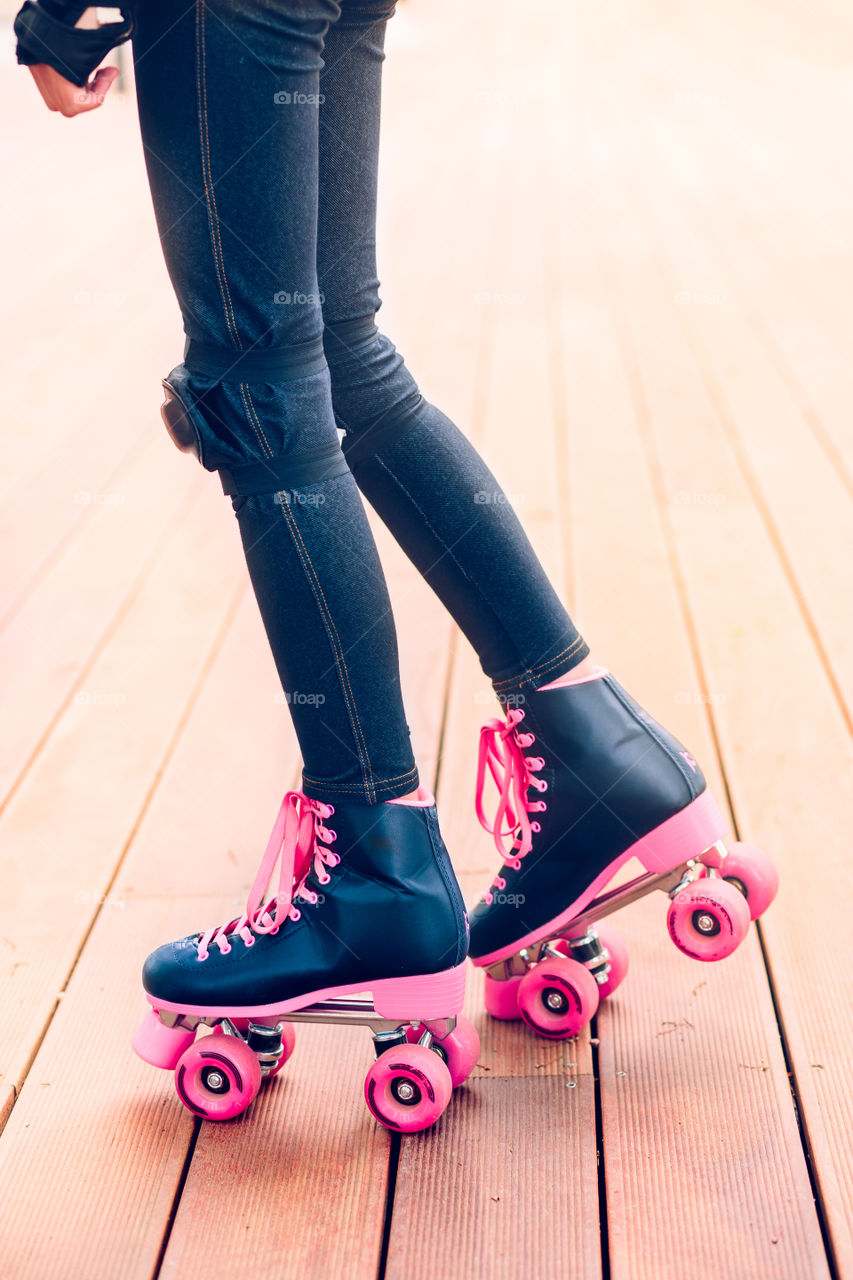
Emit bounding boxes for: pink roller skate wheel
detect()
[667,878,750,961]
[483,973,524,1020]
[722,843,779,921]
[517,956,600,1040]
[175,1037,262,1120]
[593,925,630,1001]
[418,1015,480,1088]
[132,1010,196,1071]
[364,1043,453,1132]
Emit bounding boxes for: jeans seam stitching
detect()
[196,0,242,352]
[240,383,276,461]
[277,497,377,803]
[302,767,417,792]
[492,635,587,690]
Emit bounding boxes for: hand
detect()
[28,62,119,117]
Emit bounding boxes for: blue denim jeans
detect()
[132,0,588,805]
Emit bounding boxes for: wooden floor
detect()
[1,0,852,1275]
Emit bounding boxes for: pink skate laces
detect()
[196,791,338,961]
[475,708,548,904]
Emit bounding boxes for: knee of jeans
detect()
[159,339,349,499]
[322,316,426,453]
[205,0,343,58]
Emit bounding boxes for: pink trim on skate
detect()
[386,786,435,807]
[536,664,610,690]
[145,961,467,1023]
[472,789,727,967]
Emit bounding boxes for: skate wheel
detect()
[406,1016,480,1088]
[483,972,524,1020]
[517,956,599,1040]
[132,1010,196,1071]
[667,877,750,961]
[174,1036,262,1120]
[364,1043,453,1132]
[722,843,779,921]
[592,925,630,1001]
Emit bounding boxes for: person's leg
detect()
[315,1,762,991]
[317,0,591,699]
[132,0,417,805]
[129,0,468,1039]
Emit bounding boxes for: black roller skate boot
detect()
[469,666,777,1039]
[133,788,476,1132]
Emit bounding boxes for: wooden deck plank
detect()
[0,443,205,805]
[537,10,831,1277]
[615,105,853,721]
[0,77,173,506]
[564,20,851,1268]
[387,1078,600,1280]
[0,481,243,1090]
[0,314,178,625]
[0,899,217,1280]
[387,8,602,1268]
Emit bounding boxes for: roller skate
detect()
[469,666,777,1040]
[132,788,476,1133]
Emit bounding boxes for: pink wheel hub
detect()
[667,877,750,961]
[722,842,779,920]
[174,1036,262,1120]
[517,955,599,1039]
[364,1043,452,1132]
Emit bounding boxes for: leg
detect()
[317,0,590,698]
[315,4,775,1012]
[132,0,416,803]
[130,2,469,1093]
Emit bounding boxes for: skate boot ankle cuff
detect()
[386,786,435,807]
[537,664,609,691]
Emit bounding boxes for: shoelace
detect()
[197,790,338,961]
[475,708,548,904]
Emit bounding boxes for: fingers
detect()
[73,65,120,113]
[28,63,119,117]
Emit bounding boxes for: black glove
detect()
[14,1,135,87]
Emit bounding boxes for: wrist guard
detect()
[15,2,135,87]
